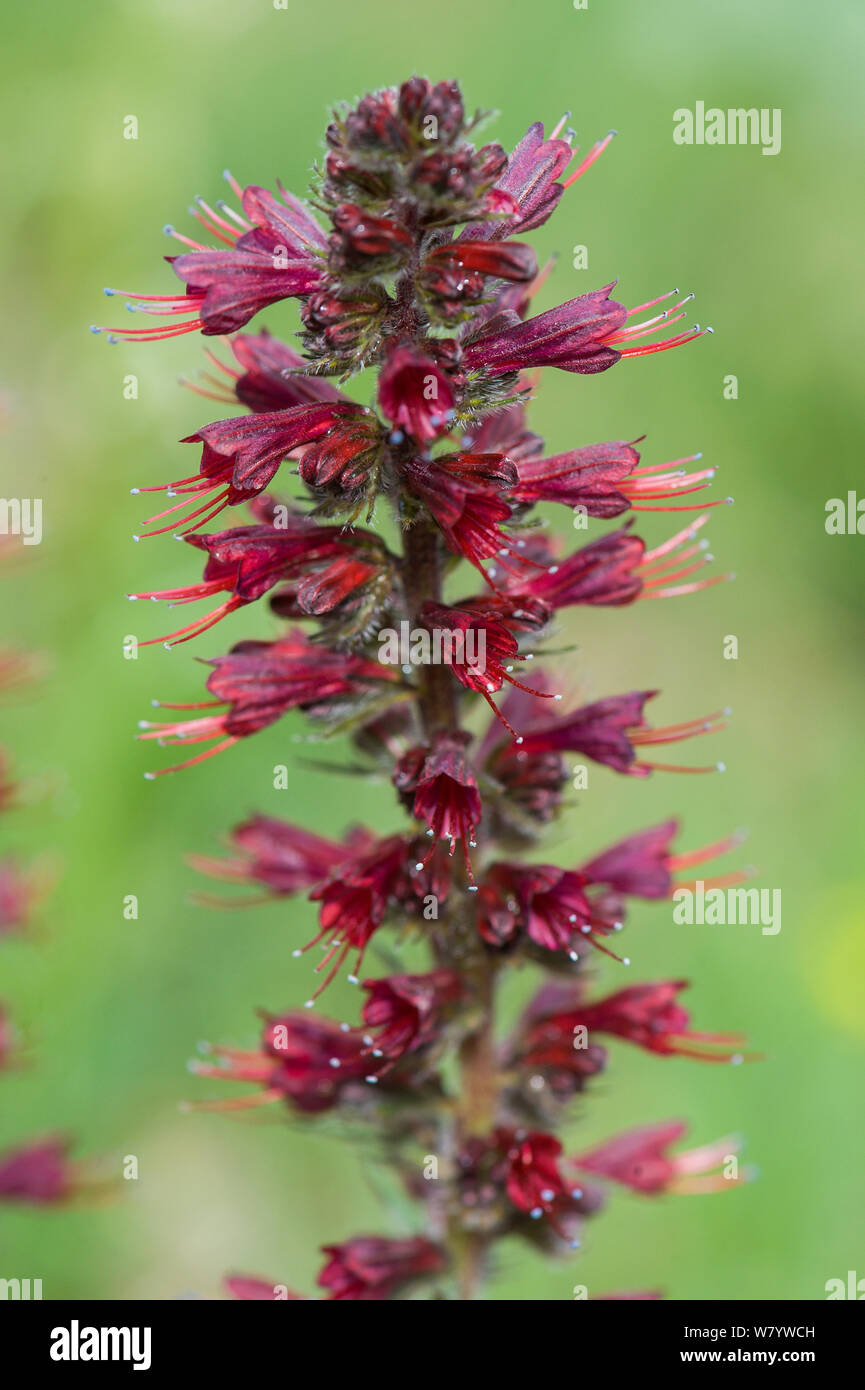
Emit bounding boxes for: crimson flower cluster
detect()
[100,77,752,1299]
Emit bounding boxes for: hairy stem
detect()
[401,515,499,1300]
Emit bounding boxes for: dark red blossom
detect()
[497,1129,584,1242]
[298,414,384,496]
[360,970,465,1064]
[133,401,365,538]
[517,980,749,1065]
[189,815,368,900]
[378,347,456,443]
[329,203,413,271]
[317,1235,447,1300]
[305,835,412,994]
[580,819,748,903]
[229,330,347,412]
[139,630,393,774]
[513,443,728,519]
[96,180,326,341]
[394,732,482,881]
[508,690,729,776]
[420,241,537,318]
[476,862,598,955]
[462,121,573,239]
[463,284,711,376]
[129,517,371,645]
[417,601,556,735]
[522,526,646,607]
[403,460,514,569]
[462,119,616,243]
[225,1277,304,1301]
[0,1137,99,1205]
[506,982,607,1101]
[190,1012,382,1115]
[573,1122,747,1196]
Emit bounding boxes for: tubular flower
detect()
[139,630,395,774]
[0,1137,101,1206]
[581,820,750,902]
[514,979,750,1066]
[129,515,388,646]
[225,1277,304,1301]
[503,689,729,776]
[101,76,751,1300]
[189,1012,391,1115]
[317,1236,447,1301]
[417,601,557,733]
[304,835,413,994]
[463,285,712,377]
[378,346,456,442]
[359,969,465,1064]
[573,1122,750,1196]
[131,400,365,539]
[188,816,369,901]
[497,1129,585,1243]
[393,731,483,881]
[94,179,326,342]
[512,442,729,517]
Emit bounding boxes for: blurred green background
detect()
[1,0,863,1300]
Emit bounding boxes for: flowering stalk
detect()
[101,78,752,1300]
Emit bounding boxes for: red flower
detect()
[581,819,747,903]
[573,1122,748,1195]
[95,179,326,341]
[394,732,482,882]
[462,119,615,242]
[519,979,749,1064]
[305,835,412,994]
[0,1137,96,1205]
[403,459,515,569]
[297,415,382,496]
[225,1276,304,1301]
[129,517,367,645]
[420,241,537,318]
[477,862,595,954]
[498,517,730,610]
[378,346,456,443]
[329,203,413,271]
[229,330,348,413]
[507,690,729,776]
[190,1012,380,1115]
[139,630,392,774]
[0,858,42,938]
[360,969,465,1064]
[463,284,711,376]
[132,401,365,538]
[317,1235,447,1300]
[506,982,607,1100]
[415,601,555,735]
[497,1129,584,1244]
[189,815,367,900]
[522,526,646,607]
